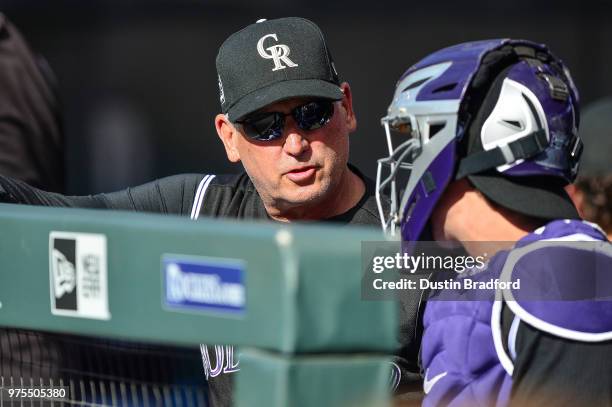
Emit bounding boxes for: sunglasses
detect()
[235,100,335,141]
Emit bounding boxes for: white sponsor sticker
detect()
[49,231,110,320]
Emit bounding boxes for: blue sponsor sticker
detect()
[162,255,245,315]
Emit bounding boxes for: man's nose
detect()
[282,123,310,157]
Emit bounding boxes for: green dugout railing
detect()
[0,204,396,407]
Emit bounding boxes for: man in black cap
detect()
[0,17,421,407]
[208,17,366,222]
[197,17,387,407]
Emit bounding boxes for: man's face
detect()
[216,82,357,217]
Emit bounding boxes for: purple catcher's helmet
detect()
[375,39,583,240]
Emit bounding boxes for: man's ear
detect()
[565,183,585,218]
[215,114,241,162]
[339,82,357,132]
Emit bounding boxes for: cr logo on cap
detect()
[257,33,298,72]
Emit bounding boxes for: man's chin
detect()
[278,183,330,208]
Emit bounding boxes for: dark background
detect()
[3,0,611,194]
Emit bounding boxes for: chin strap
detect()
[455,129,549,179]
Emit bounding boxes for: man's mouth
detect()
[285,166,317,183]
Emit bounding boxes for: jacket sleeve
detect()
[0,173,204,215]
[0,175,106,208]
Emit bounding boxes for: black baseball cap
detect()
[216,17,343,122]
[461,64,579,220]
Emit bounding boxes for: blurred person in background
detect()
[0,12,64,192]
[566,97,612,240]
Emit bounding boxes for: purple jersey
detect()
[421,219,611,407]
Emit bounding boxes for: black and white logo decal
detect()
[51,239,77,311]
[49,232,109,320]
